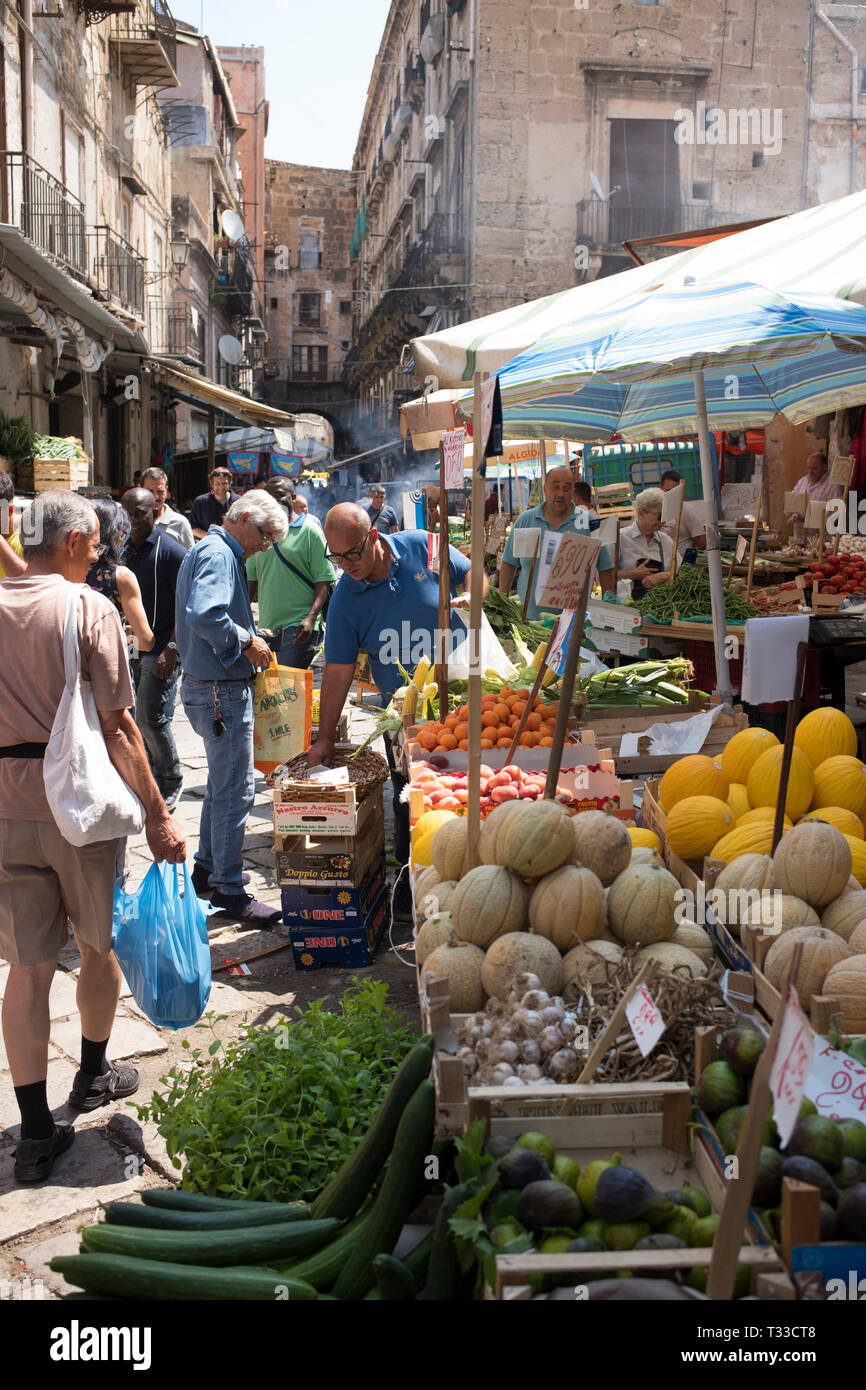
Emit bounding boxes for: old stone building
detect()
[347,0,866,427]
[262,160,357,449]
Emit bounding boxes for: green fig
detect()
[692,1214,721,1246]
[602,1221,651,1251]
[661,1204,699,1243]
[552,1154,581,1191]
[577,1154,622,1215]
[514,1131,557,1168]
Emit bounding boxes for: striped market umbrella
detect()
[460,282,866,698]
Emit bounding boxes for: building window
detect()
[298,228,321,269]
[340,299,352,315]
[292,345,328,379]
[270,296,278,309]
[608,119,680,241]
[298,292,321,327]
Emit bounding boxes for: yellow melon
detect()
[710,822,781,863]
[812,756,866,821]
[747,745,815,821]
[720,726,780,786]
[665,795,735,862]
[412,828,438,868]
[726,783,751,820]
[844,833,866,888]
[795,707,858,769]
[737,807,793,832]
[627,826,662,852]
[658,755,729,812]
[411,808,457,847]
[799,806,865,840]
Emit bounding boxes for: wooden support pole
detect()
[771,641,809,854]
[671,499,683,584]
[466,373,487,871]
[436,440,450,720]
[577,959,659,1082]
[745,477,764,605]
[543,570,592,800]
[207,405,216,474]
[522,534,540,622]
[540,437,547,481]
[504,619,560,763]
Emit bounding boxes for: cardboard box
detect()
[288,886,389,970]
[275,789,383,883]
[586,598,642,633]
[280,856,385,927]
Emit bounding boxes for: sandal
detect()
[13,1122,75,1184]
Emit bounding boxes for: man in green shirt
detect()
[247,477,335,669]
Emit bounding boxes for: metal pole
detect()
[694,369,733,701]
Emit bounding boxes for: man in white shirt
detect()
[141,467,194,550]
[660,470,706,557]
[618,487,675,598]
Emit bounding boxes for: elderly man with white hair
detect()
[617,488,675,599]
[176,490,289,925]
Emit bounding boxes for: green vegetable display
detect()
[635,565,757,623]
[137,979,419,1203]
[576,658,698,707]
[0,411,38,466]
[483,586,550,648]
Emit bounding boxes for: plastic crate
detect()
[686,640,820,709]
[585,438,706,501]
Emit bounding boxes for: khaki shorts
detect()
[0,819,126,966]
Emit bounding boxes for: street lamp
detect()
[170,231,191,271]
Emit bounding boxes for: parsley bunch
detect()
[138,978,418,1203]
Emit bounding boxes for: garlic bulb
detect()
[559,1013,580,1042]
[502,1075,525,1087]
[491,1062,515,1084]
[518,1010,544,1038]
[541,1026,564,1054]
[519,1038,542,1064]
[517,1063,544,1084]
[521,989,550,1012]
[515,972,541,994]
[491,1039,519,1065]
[547,1048,579,1082]
[540,1004,564,1027]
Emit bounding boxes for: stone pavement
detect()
[0,690,417,1299]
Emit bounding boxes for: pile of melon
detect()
[412,801,713,1017]
[656,710,866,879]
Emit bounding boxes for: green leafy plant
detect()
[0,411,38,466]
[136,979,418,1203]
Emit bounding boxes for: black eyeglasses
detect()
[327,534,369,565]
[254,524,275,547]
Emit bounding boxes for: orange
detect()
[539,737,553,747]
[521,731,539,747]
[496,735,513,748]
[525,712,542,732]
[515,688,531,701]
[439,733,458,750]
[454,722,469,741]
[512,701,527,717]
[500,686,514,699]
[493,703,509,722]
[481,710,500,729]
[509,715,520,728]
[480,738,495,749]
[458,739,469,750]
[418,730,438,751]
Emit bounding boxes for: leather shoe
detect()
[209,892,281,927]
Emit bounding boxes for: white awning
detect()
[150,360,296,429]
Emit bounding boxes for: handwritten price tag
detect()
[625,984,665,1058]
[735,534,748,563]
[806,1039,866,1122]
[427,531,440,575]
[535,531,602,610]
[769,984,813,1145]
[441,427,466,489]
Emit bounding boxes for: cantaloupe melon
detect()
[795,707,858,769]
[659,755,728,812]
[479,799,524,866]
[416,879,458,921]
[529,864,606,951]
[773,821,852,909]
[606,862,679,946]
[799,806,865,840]
[631,846,663,866]
[480,932,564,1001]
[571,811,631,886]
[414,913,454,966]
[495,800,574,879]
[747,745,815,821]
[672,920,715,966]
[712,852,775,935]
[665,795,734,862]
[812,756,866,821]
[821,955,866,1034]
[822,889,866,943]
[738,893,819,934]
[562,939,623,989]
[638,942,708,978]
[430,817,469,881]
[720,726,780,786]
[412,808,457,847]
[763,927,852,1011]
[423,940,486,1012]
[451,865,528,948]
[847,921,866,953]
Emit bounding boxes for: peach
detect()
[490,784,520,803]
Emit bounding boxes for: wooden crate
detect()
[275,787,384,885]
[478,1085,785,1298]
[578,700,749,777]
[737,923,841,1032]
[17,456,90,492]
[272,744,388,837]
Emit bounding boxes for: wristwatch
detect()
[167,642,178,653]
[241,632,254,652]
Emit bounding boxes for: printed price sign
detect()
[544,611,573,673]
[806,1039,866,1122]
[783,490,807,516]
[441,428,466,489]
[735,534,748,563]
[534,530,601,610]
[830,453,854,485]
[625,984,665,1058]
[770,983,814,1145]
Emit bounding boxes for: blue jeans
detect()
[131,654,181,799]
[181,676,255,895]
[276,628,320,671]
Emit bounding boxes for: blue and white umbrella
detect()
[459,282,866,697]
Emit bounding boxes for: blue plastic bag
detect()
[112,861,211,1030]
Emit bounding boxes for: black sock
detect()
[14,1081,54,1141]
[80,1035,110,1078]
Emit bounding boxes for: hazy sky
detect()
[170,0,392,168]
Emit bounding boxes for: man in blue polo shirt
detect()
[499,467,615,617]
[308,503,485,893]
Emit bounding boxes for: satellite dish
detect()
[218,334,244,366]
[589,171,606,200]
[220,209,247,243]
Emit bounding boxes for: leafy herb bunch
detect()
[137,978,418,1203]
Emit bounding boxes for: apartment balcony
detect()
[109,0,179,89]
[213,245,252,317]
[576,200,733,250]
[0,150,86,277]
[90,224,145,318]
[388,212,465,290]
[147,301,205,364]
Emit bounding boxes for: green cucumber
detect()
[371,1253,417,1300]
[278,1210,370,1290]
[332,1079,435,1301]
[403,1229,435,1286]
[312,1036,434,1222]
[141,1190,306,1217]
[51,1255,316,1301]
[104,1202,305,1232]
[80,1218,339,1267]
[418,1182,473,1300]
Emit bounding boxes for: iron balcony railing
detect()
[110,0,177,75]
[576,201,730,247]
[215,244,253,311]
[90,224,145,317]
[387,211,465,288]
[0,150,86,276]
[167,304,204,364]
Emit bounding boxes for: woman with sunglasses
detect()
[85,498,154,655]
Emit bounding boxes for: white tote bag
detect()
[43,584,146,846]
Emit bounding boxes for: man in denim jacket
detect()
[176,491,288,925]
